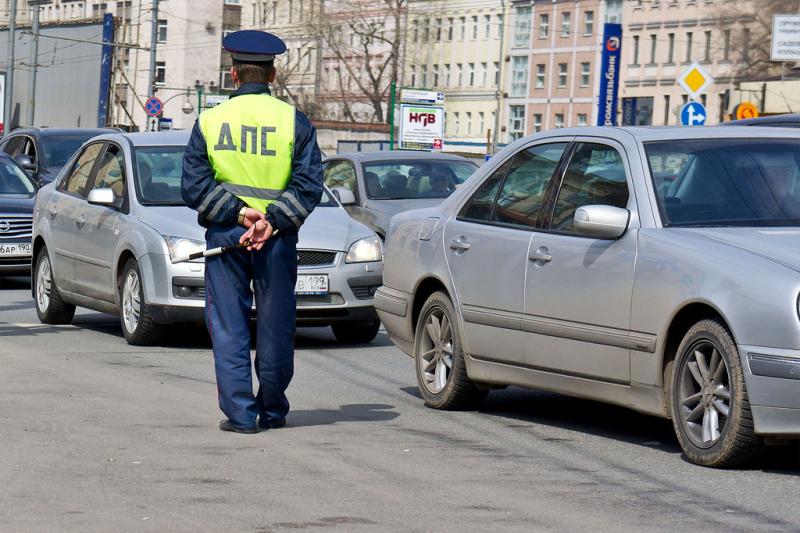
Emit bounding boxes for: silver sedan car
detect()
[376,126,800,468]
[32,132,384,345]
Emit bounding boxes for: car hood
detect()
[0,194,35,213]
[138,205,375,252]
[365,198,446,217]
[675,227,800,272]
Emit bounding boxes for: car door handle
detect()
[449,238,471,252]
[76,214,86,228]
[529,247,552,263]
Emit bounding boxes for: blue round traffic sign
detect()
[145,97,163,117]
[680,102,707,127]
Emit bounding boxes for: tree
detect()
[272,43,317,115]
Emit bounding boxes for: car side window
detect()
[323,160,358,197]
[458,157,513,222]
[23,137,37,163]
[3,136,26,156]
[92,144,127,202]
[550,142,630,233]
[491,143,568,228]
[62,143,103,198]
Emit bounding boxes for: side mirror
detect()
[87,187,117,207]
[13,154,36,173]
[332,186,356,206]
[573,205,629,239]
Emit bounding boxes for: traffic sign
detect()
[145,96,163,117]
[680,102,707,126]
[401,88,445,105]
[733,102,759,120]
[678,62,713,100]
[771,14,800,61]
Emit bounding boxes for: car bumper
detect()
[0,256,32,276]
[740,345,800,436]
[139,252,383,326]
[374,286,414,356]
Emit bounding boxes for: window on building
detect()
[539,14,549,39]
[580,62,590,87]
[663,94,671,125]
[454,112,461,135]
[555,113,565,128]
[466,112,473,135]
[410,65,416,87]
[472,15,479,39]
[412,20,419,42]
[704,30,712,62]
[155,62,166,85]
[536,63,545,88]
[222,69,235,90]
[421,64,428,87]
[433,64,439,86]
[484,15,491,39]
[478,111,485,133]
[685,32,693,62]
[157,19,167,43]
[577,113,588,126]
[511,56,529,97]
[468,63,475,86]
[288,0,293,22]
[561,12,571,37]
[447,17,453,41]
[723,29,731,61]
[494,62,500,85]
[700,93,707,107]
[649,34,657,64]
[667,33,675,64]
[481,62,488,85]
[456,63,463,86]
[513,6,532,47]
[460,16,466,40]
[444,64,451,86]
[743,28,751,62]
[508,105,525,141]
[584,11,594,36]
[533,113,543,132]
[632,35,640,65]
[423,18,430,42]
[558,62,568,88]
[497,14,504,39]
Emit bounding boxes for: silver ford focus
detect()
[376,126,800,467]
[31,132,383,345]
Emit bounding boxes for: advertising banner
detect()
[771,14,800,61]
[399,104,444,151]
[597,23,622,126]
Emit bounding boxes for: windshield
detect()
[0,159,34,195]
[41,136,95,169]
[134,145,338,208]
[361,159,477,200]
[646,139,800,227]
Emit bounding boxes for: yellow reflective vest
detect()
[199,93,295,212]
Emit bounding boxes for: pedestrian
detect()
[181,30,324,434]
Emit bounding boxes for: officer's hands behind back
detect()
[240,216,273,251]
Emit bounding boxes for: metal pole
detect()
[147,0,158,97]
[491,0,506,155]
[27,3,39,126]
[197,86,203,115]
[5,0,17,133]
[388,82,396,150]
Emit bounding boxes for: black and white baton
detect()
[171,230,279,264]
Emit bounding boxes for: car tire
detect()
[118,258,164,346]
[331,320,381,344]
[33,246,75,325]
[669,318,761,468]
[414,291,487,410]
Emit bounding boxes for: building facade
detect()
[618,0,751,126]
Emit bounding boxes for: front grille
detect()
[298,250,336,267]
[0,213,33,240]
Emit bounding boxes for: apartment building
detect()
[503,0,622,141]
[405,0,505,152]
[618,0,750,126]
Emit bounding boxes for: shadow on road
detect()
[286,403,399,428]
[0,276,30,290]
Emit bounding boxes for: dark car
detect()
[0,153,37,275]
[0,127,118,186]
[725,113,800,128]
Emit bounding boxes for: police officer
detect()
[181,30,323,434]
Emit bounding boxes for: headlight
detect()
[163,236,206,263]
[346,235,383,263]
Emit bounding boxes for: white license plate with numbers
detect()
[0,242,32,257]
[295,274,329,295]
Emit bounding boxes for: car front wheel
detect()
[414,291,487,410]
[119,258,164,345]
[670,318,761,467]
[33,246,75,325]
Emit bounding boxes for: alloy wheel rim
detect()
[678,340,732,448]
[122,270,141,334]
[418,307,454,394]
[36,256,51,312]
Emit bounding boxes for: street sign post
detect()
[680,102,707,126]
[771,14,800,61]
[678,63,713,102]
[144,96,163,117]
[399,104,444,151]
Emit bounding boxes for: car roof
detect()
[7,127,120,138]
[724,113,800,126]
[325,150,474,163]
[527,125,800,143]
[90,131,192,147]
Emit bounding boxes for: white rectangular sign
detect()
[399,105,444,151]
[772,14,800,61]
[401,88,445,105]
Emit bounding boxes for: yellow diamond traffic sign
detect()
[678,62,713,100]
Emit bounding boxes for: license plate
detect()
[295,274,328,295]
[0,242,32,257]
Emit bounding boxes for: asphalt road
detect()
[1,276,799,533]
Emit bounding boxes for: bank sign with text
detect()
[400,105,444,151]
[597,23,622,126]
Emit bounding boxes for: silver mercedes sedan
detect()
[376,126,800,468]
[31,132,384,345]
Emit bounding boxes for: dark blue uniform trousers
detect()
[204,223,297,429]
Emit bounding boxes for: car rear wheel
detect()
[331,320,381,344]
[33,246,75,325]
[119,258,164,346]
[670,318,761,467]
[414,291,487,410]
